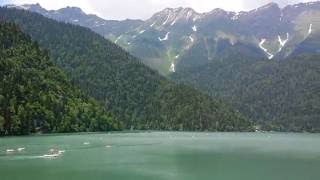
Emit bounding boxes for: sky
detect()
[0,0,314,20]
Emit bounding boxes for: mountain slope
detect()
[11,2,320,75]
[173,54,320,132]
[0,22,120,135]
[289,31,320,56]
[127,2,320,74]
[0,7,253,132]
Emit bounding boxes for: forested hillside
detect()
[0,8,253,132]
[0,23,121,135]
[173,54,320,132]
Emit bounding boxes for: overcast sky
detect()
[1,0,314,20]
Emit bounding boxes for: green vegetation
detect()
[0,8,253,132]
[173,53,320,132]
[0,23,120,135]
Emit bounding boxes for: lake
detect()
[1,132,320,180]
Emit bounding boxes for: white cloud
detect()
[4,0,313,20]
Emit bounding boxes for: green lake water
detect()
[1,132,320,180]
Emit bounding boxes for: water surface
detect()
[1,132,320,180]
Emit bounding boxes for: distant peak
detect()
[210,8,227,12]
[21,3,41,8]
[305,1,320,6]
[5,3,44,11]
[156,7,199,18]
[258,2,280,10]
[160,7,198,14]
[151,7,200,24]
[207,8,228,15]
[32,3,41,7]
[285,1,320,8]
[59,6,84,14]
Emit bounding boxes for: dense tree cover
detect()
[0,8,254,132]
[173,54,320,132]
[0,23,121,135]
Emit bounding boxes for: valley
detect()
[5,1,319,132]
[0,1,320,134]
[0,1,320,179]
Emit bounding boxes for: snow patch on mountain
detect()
[139,30,146,34]
[193,16,200,22]
[189,36,194,43]
[192,25,197,32]
[231,12,240,20]
[308,24,313,34]
[259,39,274,59]
[187,11,193,19]
[171,19,177,26]
[175,55,180,59]
[162,14,171,25]
[280,11,283,21]
[114,35,122,44]
[159,32,170,41]
[150,22,156,27]
[278,33,289,52]
[259,39,267,51]
[169,62,176,72]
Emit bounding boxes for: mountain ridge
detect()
[0,7,253,132]
[3,2,320,132]
[9,1,319,20]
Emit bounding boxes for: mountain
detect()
[5,3,143,40]
[172,54,320,132]
[8,2,320,75]
[123,2,320,74]
[289,31,320,56]
[0,22,120,135]
[0,7,253,132]
[3,2,319,132]
[166,2,320,132]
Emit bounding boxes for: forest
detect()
[173,53,320,132]
[0,8,254,134]
[0,23,121,135]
